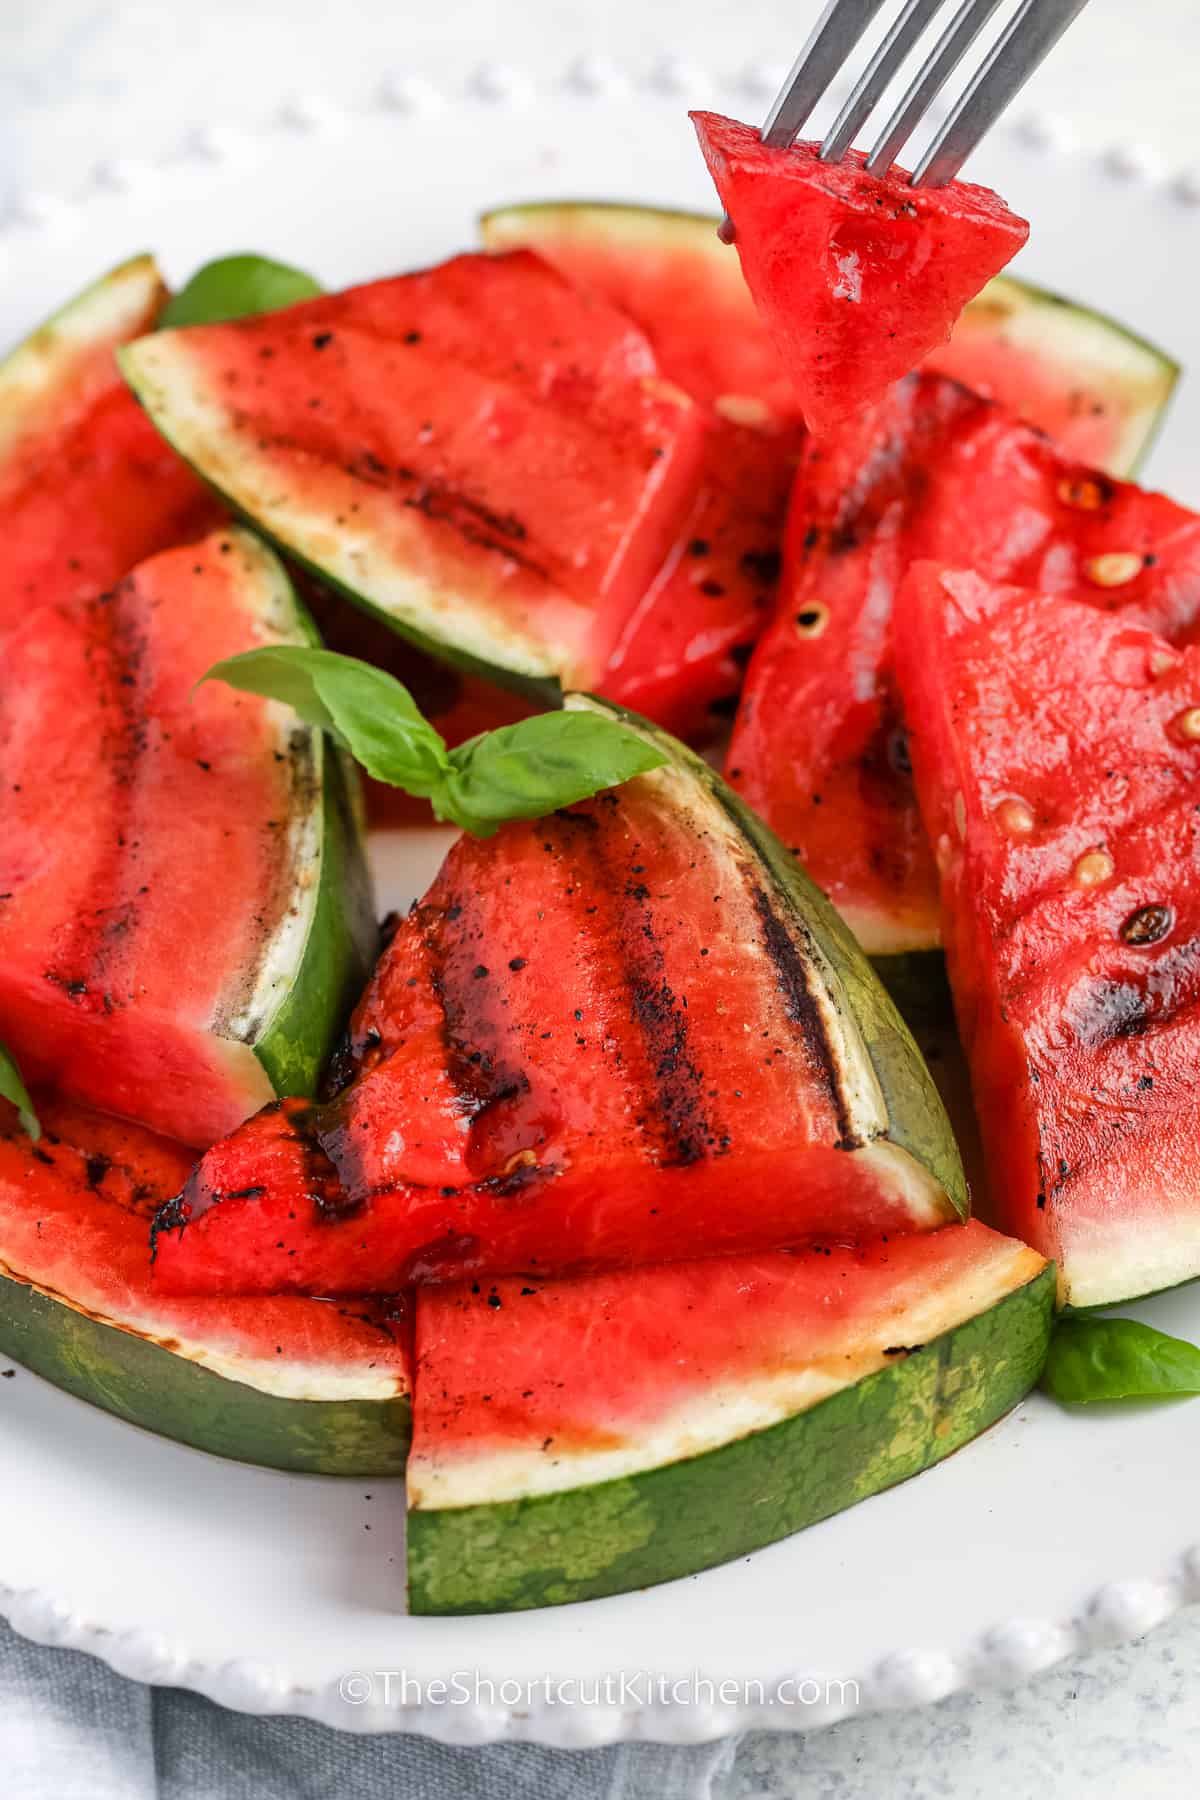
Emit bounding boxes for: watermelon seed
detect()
[1121,904,1173,946]
[794,605,828,638]
[1175,707,1200,740]
[1057,475,1112,511]
[715,394,772,428]
[1150,649,1179,678]
[995,798,1036,838]
[1073,849,1115,888]
[935,834,954,874]
[641,376,694,411]
[1086,552,1143,588]
[953,793,967,840]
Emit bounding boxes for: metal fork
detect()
[759,0,1090,188]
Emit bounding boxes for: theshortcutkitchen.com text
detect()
[337,1669,860,1709]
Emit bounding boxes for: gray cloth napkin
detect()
[0,1617,738,1799]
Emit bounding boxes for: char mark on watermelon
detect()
[0,527,375,1147]
[895,563,1200,1308]
[148,698,965,1298]
[0,1094,411,1473]
[729,372,1200,958]
[690,112,1029,435]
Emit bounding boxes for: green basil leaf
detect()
[437,711,667,835]
[159,254,323,329]
[1041,1315,1200,1403]
[201,647,451,796]
[0,1041,40,1141]
[201,649,664,831]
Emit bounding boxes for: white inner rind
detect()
[846,1139,957,1230]
[1058,1214,1200,1310]
[410,1238,1044,1509]
[0,1262,405,1403]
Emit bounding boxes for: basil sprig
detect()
[1041,1315,1200,1404]
[0,1041,40,1141]
[200,647,666,834]
[159,253,322,329]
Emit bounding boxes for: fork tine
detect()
[820,0,951,165]
[865,0,1005,176]
[762,0,891,149]
[911,0,1092,186]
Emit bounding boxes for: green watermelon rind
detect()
[407,1258,1054,1613]
[570,694,969,1221]
[0,1273,410,1476]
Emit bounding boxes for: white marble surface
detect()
[5,2,1200,1794]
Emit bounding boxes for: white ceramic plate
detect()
[3,73,1200,1749]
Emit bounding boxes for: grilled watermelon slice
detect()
[729,377,1200,957]
[924,275,1177,475]
[407,1220,1052,1612]
[0,1095,410,1472]
[0,526,374,1146]
[118,251,707,697]
[896,564,1200,1307]
[691,113,1029,434]
[0,254,219,637]
[149,695,965,1296]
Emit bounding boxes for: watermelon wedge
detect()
[0,255,218,637]
[0,526,374,1147]
[924,275,1178,475]
[117,251,708,697]
[149,695,965,1297]
[896,565,1200,1307]
[407,1221,1052,1612]
[692,113,1029,435]
[729,376,1200,956]
[0,1095,410,1472]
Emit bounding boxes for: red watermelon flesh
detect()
[0,529,326,1146]
[896,564,1200,1306]
[691,113,1029,435]
[119,251,707,691]
[729,375,1200,953]
[0,1094,411,1396]
[0,255,219,638]
[481,202,799,417]
[598,417,798,739]
[477,204,803,735]
[149,729,959,1298]
[410,1219,1043,1496]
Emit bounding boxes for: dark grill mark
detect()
[40,584,148,1007]
[613,879,723,1171]
[749,883,860,1149]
